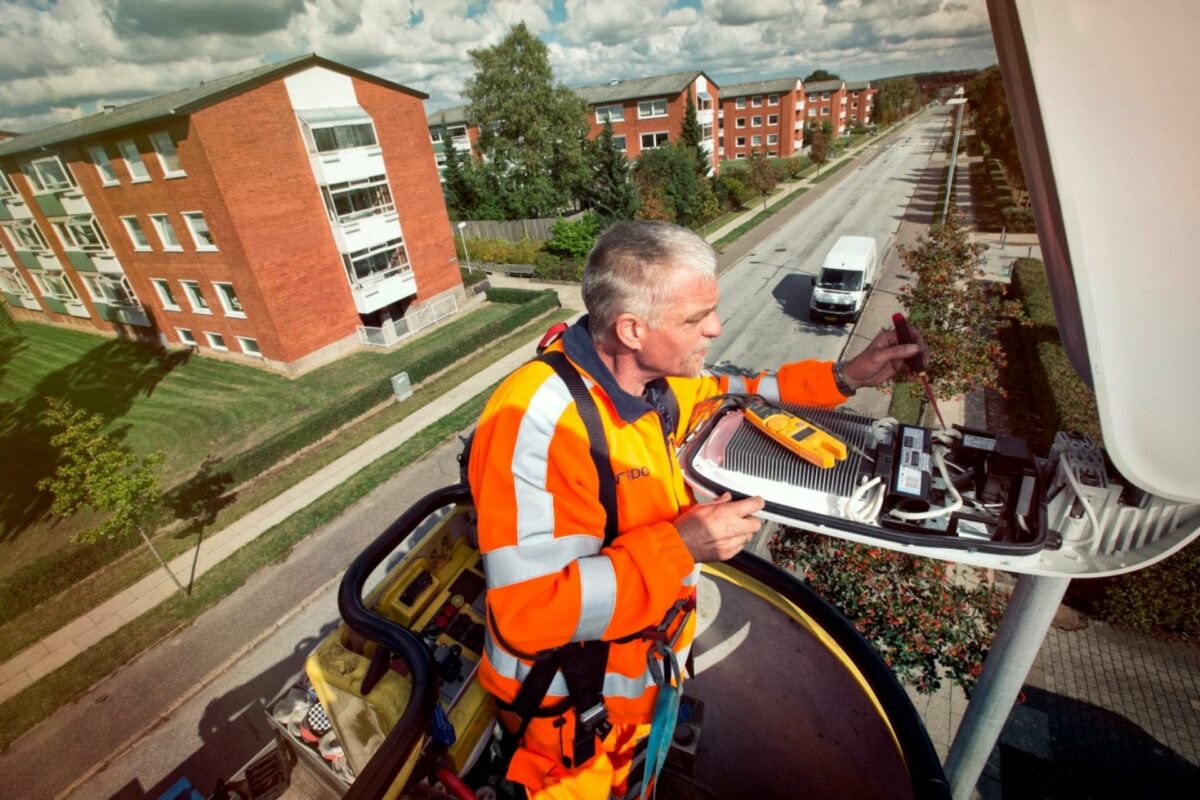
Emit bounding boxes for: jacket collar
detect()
[563,316,672,425]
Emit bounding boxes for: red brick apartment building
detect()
[802,79,877,139]
[0,54,462,373]
[573,71,720,173]
[427,104,479,177]
[845,81,877,129]
[718,77,806,161]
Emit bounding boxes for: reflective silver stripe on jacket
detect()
[681,564,701,587]
[486,630,693,700]
[757,372,780,400]
[511,372,573,547]
[483,534,602,590]
[571,554,617,641]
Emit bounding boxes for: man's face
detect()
[639,267,722,378]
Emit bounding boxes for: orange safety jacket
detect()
[468,317,849,726]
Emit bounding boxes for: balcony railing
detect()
[357,294,459,348]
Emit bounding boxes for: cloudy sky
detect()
[0,0,997,133]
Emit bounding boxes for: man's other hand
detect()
[674,492,765,562]
[841,325,929,390]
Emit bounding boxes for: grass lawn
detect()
[0,301,539,577]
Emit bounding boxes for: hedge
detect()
[214,290,559,488]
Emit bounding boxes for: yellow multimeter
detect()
[743,401,848,469]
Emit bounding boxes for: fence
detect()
[457,210,583,242]
[356,294,459,348]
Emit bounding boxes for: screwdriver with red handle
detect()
[892,312,947,430]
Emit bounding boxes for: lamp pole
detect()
[456,221,472,273]
[942,92,967,221]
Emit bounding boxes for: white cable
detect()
[846,476,885,523]
[888,445,964,521]
[1059,456,1102,540]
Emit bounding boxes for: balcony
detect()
[64,249,123,275]
[2,197,33,221]
[309,145,387,187]
[350,267,417,314]
[331,211,403,255]
[697,109,714,126]
[94,301,150,327]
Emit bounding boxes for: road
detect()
[710,109,948,373]
[5,112,954,800]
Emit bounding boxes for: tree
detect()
[678,89,710,177]
[809,126,829,175]
[966,66,1024,192]
[804,69,841,83]
[580,120,639,226]
[877,76,922,126]
[746,149,777,211]
[38,398,185,594]
[464,23,590,219]
[632,144,720,229]
[440,131,472,215]
[898,212,1025,399]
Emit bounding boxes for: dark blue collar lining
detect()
[562,316,671,425]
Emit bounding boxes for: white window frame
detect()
[807,94,818,102]
[735,98,746,109]
[31,270,79,301]
[149,214,182,251]
[612,135,627,152]
[751,135,762,146]
[735,153,746,160]
[808,108,818,118]
[53,215,109,252]
[320,176,394,225]
[751,116,762,127]
[822,108,830,116]
[343,237,411,286]
[23,155,76,193]
[82,274,138,307]
[751,96,763,107]
[768,114,779,126]
[302,118,379,154]
[639,131,669,150]
[8,221,50,252]
[701,123,713,141]
[180,280,210,314]
[86,146,119,187]
[0,171,15,198]
[767,133,779,145]
[768,94,780,106]
[213,281,245,318]
[182,211,217,251]
[151,278,180,310]
[121,216,151,251]
[735,136,746,148]
[236,336,262,358]
[176,327,197,346]
[0,267,32,297]
[117,139,150,182]
[149,131,186,178]
[637,98,668,119]
[595,104,624,124]
[735,117,746,129]
[204,331,228,351]
[822,92,830,100]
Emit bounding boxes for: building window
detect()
[851,102,859,109]
[751,116,762,127]
[735,98,746,109]
[86,146,119,186]
[697,94,713,110]
[735,153,746,160]
[768,151,778,157]
[767,134,779,145]
[150,214,182,251]
[612,135,627,151]
[152,278,180,310]
[768,114,779,126]
[237,337,262,358]
[595,104,624,123]
[321,176,394,224]
[735,137,746,147]
[735,117,745,129]
[807,94,818,102]
[751,135,762,146]
[117,140,150,182]
[213,282,244,317]
[83,274,137,306]
[343,238,410,285]
[180,280,210,313]
[54,215,109,252]
[176,327,196,345]
[822,92,830,100]
[24,156,76,193]
[0,171,15,198]
[639,131,669,150]
[307,122,378,153]
[9,221,50,252]
[701,123,713,140]
[205,331,228,351]
[31,270,78,301]
[852,90,860,97]
[149,131,186,177]
[121,216,151,251]
[0,268,32,296]
[637,99,668,119]
[182,212,217,251]
[768,94,780,106]
[808,108,817,118]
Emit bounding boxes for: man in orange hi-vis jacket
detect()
[468,221,927,799]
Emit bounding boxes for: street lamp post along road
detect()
[456,221,473,273]
[942,93,967,221]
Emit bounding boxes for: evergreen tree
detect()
[678,89,710,177]
[440,131,471,215]
[581,121,639,226]
[464,23,589,219]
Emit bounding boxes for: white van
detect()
[808,236,878,323]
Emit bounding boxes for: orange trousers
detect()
[503,711,652,800]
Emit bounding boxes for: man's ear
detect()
[612,312,646,352]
